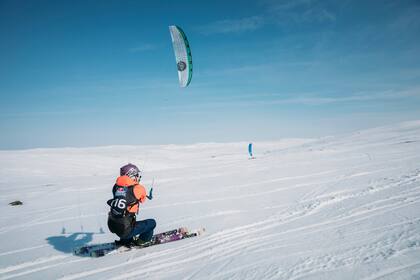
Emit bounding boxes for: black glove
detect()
[146,187,153,200]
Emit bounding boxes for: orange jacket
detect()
[115,175,147,214]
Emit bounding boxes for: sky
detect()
[0,0,420,150]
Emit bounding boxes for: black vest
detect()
[107,184,138,217]
[107,184,139,237]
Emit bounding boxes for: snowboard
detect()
[74,227,204,257]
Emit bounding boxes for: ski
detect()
[74,227,205,257]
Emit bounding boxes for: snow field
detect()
[0,121,419,279]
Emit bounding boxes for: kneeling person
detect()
[107,163,155,246]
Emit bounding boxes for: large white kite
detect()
[169,25,193,87]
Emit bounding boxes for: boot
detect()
[132,236,153,247]
[115,238,134,247]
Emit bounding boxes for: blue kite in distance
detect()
[248,143,253,158]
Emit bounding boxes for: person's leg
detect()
[137,219,156,242]
[119,219,156,244]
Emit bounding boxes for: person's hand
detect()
[147,187,153,200]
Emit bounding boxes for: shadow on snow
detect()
[46,227,106,256]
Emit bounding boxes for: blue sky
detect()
[1,0,419,149]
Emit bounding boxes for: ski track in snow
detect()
[0,122,420,279]
[0,245,48,257]
[0,255,68,274]
[361,261,420,280]
[0,257,87,280]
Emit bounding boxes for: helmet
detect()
[120,163,142,181]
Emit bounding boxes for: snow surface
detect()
[0,121,420,280]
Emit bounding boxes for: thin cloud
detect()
[197,1,336,36]
[264,0,337,25]
[266,0,317,13]
[129,43,157,52]
[156,87,420,112]
[256,88,420,106]
[198,16,266,34]
[201,64,274,76]
[387,6,420,35]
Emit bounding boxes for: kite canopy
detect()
[169,25,193,87]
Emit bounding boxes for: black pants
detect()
[120,219,156,242]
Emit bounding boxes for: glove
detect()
[146,187,153,200]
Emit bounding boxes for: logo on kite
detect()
[177,61,187,71]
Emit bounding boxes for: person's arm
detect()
[134,184,147,203]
